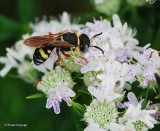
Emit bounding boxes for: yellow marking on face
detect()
[39,48,48,59]
[47,50,52,53]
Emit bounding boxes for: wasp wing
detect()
[24,35,73,48]
[24,35,54,48]
[53,40,73,48]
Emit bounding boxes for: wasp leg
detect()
[56,50,72,73]
[61,50,80,62]
[73,47,88,63]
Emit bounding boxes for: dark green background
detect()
[0,0,160,131]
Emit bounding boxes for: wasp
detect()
[24,31,103,70]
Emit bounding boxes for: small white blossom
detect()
[0,37,34,78]
[133,47,160,87]
[88,77,124,102]
[31,12,83,36]
[84,14,137,52]
[46,82,75,114]
[118,92,157,130]
[92,0,121,16]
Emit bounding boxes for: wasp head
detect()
[79,34,90,53]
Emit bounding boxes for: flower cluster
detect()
[0,35,39,83]
[1,12,159,131]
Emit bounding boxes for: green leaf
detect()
[78,90,91,96]
[71,106,83,118]
[69,100,85,114]
[26,93,45,99]
[8,74,22,79]
[155,93,160,99]
[0,15,21,41]
[18,0,38,23]
[152,29,160,50]
[142,88,150,109]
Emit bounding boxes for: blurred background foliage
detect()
[0,0,160,131]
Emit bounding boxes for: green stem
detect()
[129,59,137,64]
[142,88,150,109]
[73,73,82,80]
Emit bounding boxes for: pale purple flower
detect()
[46,82,75,114]
[88,76,125,102]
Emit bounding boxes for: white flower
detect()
[83,14,138,60]
[37,66,75,94]
[0,36,34,77]
[96,56,135,89]
[81,53,109,73]
[88,77,124,102]
[84,124,105,131]
[83,71,102,87]
[93,0,121,16]
[133,47,160,87]
[37,66,75,114]
[118,92,157,130]
[30,12,83,36]
[46,82,75,114]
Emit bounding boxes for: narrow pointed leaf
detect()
[155,93,160,99]
[69,100,85,113]
[26,93,45,99]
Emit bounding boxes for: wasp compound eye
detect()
[63,33,78,46]
[79,34,90,53]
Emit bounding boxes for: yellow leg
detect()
[74,47,88,63]
[57,51,72,73]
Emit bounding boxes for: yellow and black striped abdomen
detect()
[33,47,54,65]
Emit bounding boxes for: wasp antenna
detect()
[90,32,102,41]
[90,46,104,54]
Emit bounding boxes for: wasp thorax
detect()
[63,33,78,46]
[79,34,90,53]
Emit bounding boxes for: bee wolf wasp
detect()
[24,31,103,70]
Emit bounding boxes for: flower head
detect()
[37,66,75,94]
[133,47,160,87]
[37,66,75,114]
[93,0,121,16]
[84,99,118,130]
[118,92,157,130]
[88,77,125,102]
[31,12,82,36]
[0,35,38,83]
[83,71,101,87]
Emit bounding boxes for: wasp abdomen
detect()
[33,47,54,65]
